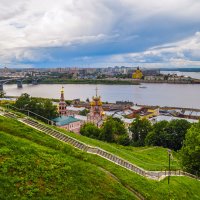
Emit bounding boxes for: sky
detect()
[0,0,200,68]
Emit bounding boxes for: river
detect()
[3,83,200,109]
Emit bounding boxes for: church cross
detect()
[95,87,98,97]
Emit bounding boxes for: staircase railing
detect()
[6,104,55,125]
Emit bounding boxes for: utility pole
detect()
[168,149,172,199]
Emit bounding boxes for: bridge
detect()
[0,77,40,91]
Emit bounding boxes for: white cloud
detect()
[0,0,200,66]
[104,32,200,67]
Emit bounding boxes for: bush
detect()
[80,123,101,139]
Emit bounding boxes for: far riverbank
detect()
[40,78,140,85]
[39,78,200,85]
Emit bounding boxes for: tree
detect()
[180,121,200,175]
[145,120,168,146]
[145,119,191,151]
[15,93,31,109]
[79,109,90,116]
[0,91,6,98]
[100,117,129,145]
[117,134,130,146]
[129,116,152,146]
[15,94,58,120]
[165,119,191,150]
[100,118,115,142]
[42,99,58,119]
[80,123,101,139]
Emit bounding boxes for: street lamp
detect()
[168,149,172,185]
[168,149,172,199]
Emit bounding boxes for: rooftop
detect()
[150,115,198,123]
[66,106,85,111]
[53,116,80,126]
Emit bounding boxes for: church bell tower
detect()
[59,86,67,116]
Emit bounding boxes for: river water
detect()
[3,83,200,109]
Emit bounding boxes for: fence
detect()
[5,104,55,125]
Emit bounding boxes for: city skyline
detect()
[0,0,200,68]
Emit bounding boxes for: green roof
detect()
[53,116,80,126]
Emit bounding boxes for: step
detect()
[79,144,85,149]
[75,143,82,148]
[71,140,78,146]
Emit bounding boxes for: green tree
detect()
[145,120,168,147]
[80,123,101,139]
[100,118,115,142]
[145,119,191,151]
[117,134,130,146]
[15,94,58,120]
[180,121,200,175]
[15,93,31,109]
[42,99,58,119]
[129,116,152,146]
[100,117,129,145]
[79,109,90,116]
[165,119,191,150]
[0,91,6,98]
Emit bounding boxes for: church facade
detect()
[87,88,106,127]
[53,87,82,134]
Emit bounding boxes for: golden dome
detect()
[90,96,102,106]
[61,86,64,93]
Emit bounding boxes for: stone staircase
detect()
[20,118,147,177]
[21,118,89,151]
[1,110,199,181]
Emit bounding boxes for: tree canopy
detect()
[100,117,130,145]
[145,119,191,151]
[129,116,152,146]
[180,121,200,176]
[15,93,58,120]
[80,123,101,139]
[0,91,6,98]
[79,109,90,116]
[80,117,130,146]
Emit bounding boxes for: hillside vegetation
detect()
[0,116,136,200]
[54,125,180,171]
[0,116,200,200]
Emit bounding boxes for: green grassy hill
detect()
[53,125,180,171]
[0,116,200,200]
[0,116,136,200]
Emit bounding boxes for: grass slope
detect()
[0,116,200,200]
[53,126,180,171]
[0,117,136,200]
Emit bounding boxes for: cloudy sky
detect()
[0,0,200,68]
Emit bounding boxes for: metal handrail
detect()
[6,104,55,125]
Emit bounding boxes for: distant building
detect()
[66,106,85,116]
[142,69,160,76]
[132,67,143,79]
